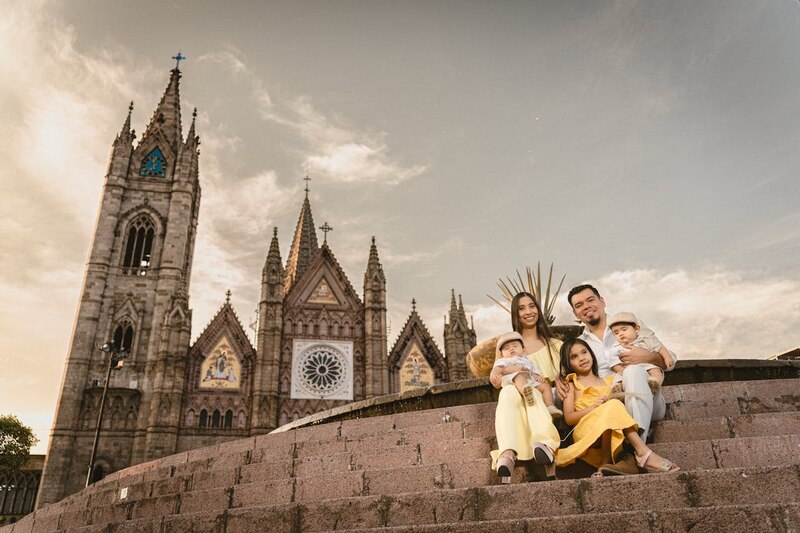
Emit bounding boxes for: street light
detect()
[85,341,127,487]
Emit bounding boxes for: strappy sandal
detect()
[635,449,679,473]
[496,450,516,480]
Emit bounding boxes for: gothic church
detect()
[38,67,476,506]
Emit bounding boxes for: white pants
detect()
[621,364,666,441]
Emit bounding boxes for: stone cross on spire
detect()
[172,51,186,70]
[225,289,231,304]
[319,222,333,244]
[304,175,311,198]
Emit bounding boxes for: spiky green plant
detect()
[488,262,566,324]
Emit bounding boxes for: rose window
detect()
[297,346,348,396]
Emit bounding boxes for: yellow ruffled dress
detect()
[555,373,638,468]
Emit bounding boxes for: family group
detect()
[489,284,680,481]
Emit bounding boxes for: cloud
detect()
[264,95,426,184]
[468,268,799,362]
[0,1,161,453]
[197,48,249,75]
[562,269,800,360]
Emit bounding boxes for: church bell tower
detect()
[38,63,201,506]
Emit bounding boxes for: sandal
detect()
[496,450,516,478]
[522,384,536,406]
[635,449,679,473]
[648,378,661,396]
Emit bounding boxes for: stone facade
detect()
[37,68,477,507]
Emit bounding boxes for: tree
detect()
[0,415,38,479]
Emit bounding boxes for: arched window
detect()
[122,215,155,275]
[224,410,233,428]
[89,465,105,484]
[112,321,135,353]
[199,409,208,428]
[211,409,221,428]
[139,147,167,177]
[0,471,40,516]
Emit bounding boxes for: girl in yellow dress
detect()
[556,338,679,475]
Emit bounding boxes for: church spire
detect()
[183,108,200,152]
[284,193,319,292]
[113,101,135,147]
[140,67,183,151]
[449,288,458,316]
[367,236,383,272]
[265,227,282,269]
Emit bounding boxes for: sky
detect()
[1,0,799,453]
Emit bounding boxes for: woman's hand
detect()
[489,367,503,388]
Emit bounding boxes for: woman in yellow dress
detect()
[489,292,563,481]
[556,337,679,475]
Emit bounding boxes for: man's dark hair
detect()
[567,284,601,307]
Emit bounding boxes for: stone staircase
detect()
[6,377,799,532]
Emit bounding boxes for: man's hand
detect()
[619,345,665,368]
[555,378,569,401]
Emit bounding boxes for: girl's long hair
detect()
[559,337,599,380]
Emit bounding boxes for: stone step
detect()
[663,377,800,421]
[219,464,800,532]
[6,378,798,533]
[314,503,800,533]
[652,410,800,443]
[79,378,799,498]
[48,429,795,526]
[650,434,800,471]
[22,502,800,533]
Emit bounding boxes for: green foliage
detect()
[0,415,38,479]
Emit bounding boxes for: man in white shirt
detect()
[565,284,675,443]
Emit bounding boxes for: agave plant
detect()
[488,262,566,324]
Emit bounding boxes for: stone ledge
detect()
[273,359,800,433]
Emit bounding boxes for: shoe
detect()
[496,451,515,478]
[610,383,625,401]
[532,442,554,465]
[598,453,640,476]
[648,378,661,396]
[532,443,556,480]
[547,405,563,419]
[635,449,679,473]
[522,384,536,406]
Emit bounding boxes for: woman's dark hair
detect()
[559,337,598,379]
[510,292,556,340]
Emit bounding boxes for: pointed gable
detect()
[188,299,255,393]
[285,244,362,310]
[389,303,447,390]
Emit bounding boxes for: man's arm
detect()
[619,345,666,369]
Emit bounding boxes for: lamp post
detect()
[86,342,126,487]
